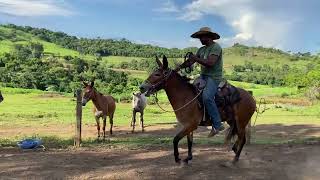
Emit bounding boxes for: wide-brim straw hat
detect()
[191,27,220,40]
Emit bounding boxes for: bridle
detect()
[144,69,173,95]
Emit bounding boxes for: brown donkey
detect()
[140,56,256,164]
[82,82,116,139]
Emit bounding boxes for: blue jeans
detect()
[201,75,222,129]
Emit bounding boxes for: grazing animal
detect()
[82,81,116,139]
[140,56,256,164]
[131,92,147,132]
[0,91,3,103]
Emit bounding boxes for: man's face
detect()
[199,35,212,45]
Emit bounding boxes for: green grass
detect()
[0,87,319,148]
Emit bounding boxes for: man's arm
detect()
[190,54,219,67]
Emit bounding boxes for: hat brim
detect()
[191,31,220,40]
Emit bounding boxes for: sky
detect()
[0,0,319,53]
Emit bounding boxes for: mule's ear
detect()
[163,55,168,69]
[90,81,94,87]
[82,81,88,87]
[156,56,163,68]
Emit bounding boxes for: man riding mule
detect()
[139,27,256,164]
[176,27,224,137]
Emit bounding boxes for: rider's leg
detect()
[202,76,222,131]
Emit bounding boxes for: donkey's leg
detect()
[183,132,194,164]
[130,109,134,127]
[173,127,192,164]
[103,116,107,140]
[132,110,136,133]
[233,129,246,163]
[95,116,101,139]
[140,111,144,132]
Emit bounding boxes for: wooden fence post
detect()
[246,91,253,144]
[74,89,82,147]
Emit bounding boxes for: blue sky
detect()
[0,0,319,53]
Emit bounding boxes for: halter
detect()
[144,69,173,94]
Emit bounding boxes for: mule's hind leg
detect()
[95,116,101,139]
[233,130,246,163]
[183,132,193,164]
[140,111,144,132]
[109,113,114,135]
[103,116,107,139]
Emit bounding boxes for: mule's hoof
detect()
[183,158,192,165]
[175,158,181,164]
[232,158,239,165]
[220,161,233,168]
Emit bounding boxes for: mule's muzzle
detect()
[82,98,88,106]
[139,83,152,97]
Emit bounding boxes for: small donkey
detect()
[131,92,147,132]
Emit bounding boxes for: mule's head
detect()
[140,55,171,97]
[82,81,95,106]
[0,91,3,103]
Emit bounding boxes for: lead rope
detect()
[154,90,203,113]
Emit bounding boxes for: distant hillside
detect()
[0,24,316,71]
[0,24,319,100]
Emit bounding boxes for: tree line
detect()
[0,42,142,99]
[3,24,197,58]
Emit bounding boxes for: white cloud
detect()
[177,0,302,50]
[153,0,179,13]
[0,0,73,17]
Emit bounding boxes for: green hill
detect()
[0,24,314,71]
[0,24,319,100]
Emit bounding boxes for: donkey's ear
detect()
[90,81,94,87]
[82,81,88,87]
[156,56,163,68]
[163,55,168,69]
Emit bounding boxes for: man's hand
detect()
[175,58,196,71]
[188,54,199,62]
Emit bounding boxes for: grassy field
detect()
[1,25,319,148]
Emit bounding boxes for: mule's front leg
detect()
[132,110,136,133]
[95,117,101,139]
[173,128,190,164]
[183,132,193,164]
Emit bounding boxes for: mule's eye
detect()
[155,73,161,77]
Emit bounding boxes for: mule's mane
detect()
[171,70,197,94]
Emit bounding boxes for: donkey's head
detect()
[140,55,171,97]
[82,81,95,106]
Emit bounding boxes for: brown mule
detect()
[140,56,256,164]
[82,81,116,139]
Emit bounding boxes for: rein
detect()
[146,68,202,113]
[153,87,203,113]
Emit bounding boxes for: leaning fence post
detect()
[246,91,253,144]
[74,89,82,147]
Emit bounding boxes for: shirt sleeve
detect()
[209,43,222,57]
[196,47,203,57]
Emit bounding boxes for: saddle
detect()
[193,77,241,126]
